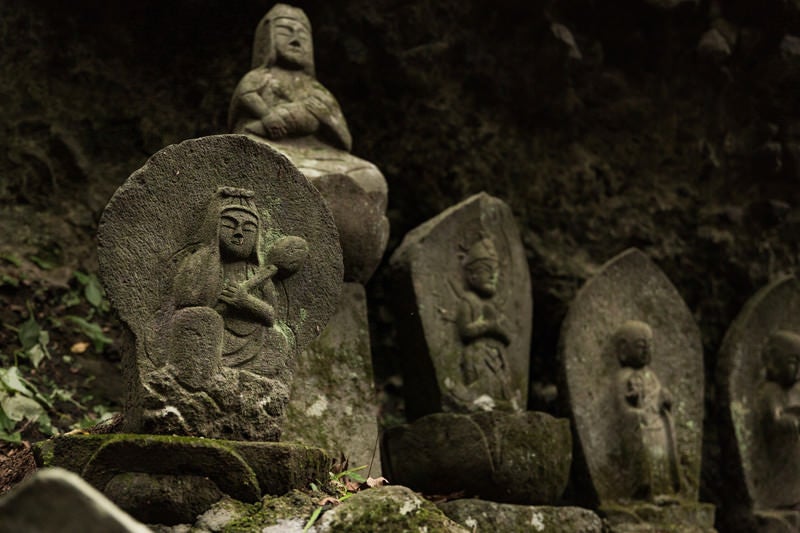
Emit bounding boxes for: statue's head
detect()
[252,4,314,75]
[462,237,499,297]
[615,320,653,369]
[763,330,800,387]
[215,187,262,263]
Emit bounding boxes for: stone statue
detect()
[166,186,308,388]
[613,320,681,503]
[758,330,800,508]
[229,3,388,283]
[454,235,515,411]
[717,276,800,531]
[97,135,342,441]
[560,249,714,531]
[389,193,531,418]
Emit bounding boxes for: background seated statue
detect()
[166,186,308,389]
[228,3,388,282]
[614,320,682,503]
[448,236,516,412]
[758,330,800,508]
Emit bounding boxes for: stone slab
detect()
[439,499,603,533]
[559,248,704,505]
[97,134,343,440]
[390,192,532,418]
[283,282,381,475]
[34,434,329,525]
[0,467,150,533]
[383,411,571,504]
[717,276,800,519]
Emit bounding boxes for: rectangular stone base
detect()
[600,501,716,533]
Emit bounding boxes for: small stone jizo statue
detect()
[614,320,682,502]
[758,330,800,508]
[453,236,515,411]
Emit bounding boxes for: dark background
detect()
[1,0,799,528]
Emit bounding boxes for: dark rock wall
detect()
[2,0,799,527]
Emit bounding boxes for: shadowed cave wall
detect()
[1,0,799,528]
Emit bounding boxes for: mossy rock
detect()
[439,499,603,533]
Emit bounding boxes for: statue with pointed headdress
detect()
[229,3,388,283]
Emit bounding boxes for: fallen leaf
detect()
[365,476,389,488]
[344,479,361,492]
[70,341,90,354]
[317,496,340,506]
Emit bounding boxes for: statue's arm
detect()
[219,284,275,326]
[228,70,272,134]
[303,83,353,151]
[457,302,511,345]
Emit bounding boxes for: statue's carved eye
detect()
[243,222,257,233]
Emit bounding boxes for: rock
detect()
[697,28,731,62]
[390,192,532,418]
[0,467,150,533]
[383,411,571,504]
[600,500,716,533]
[315,485,468,532]
[34,433,329,525]
[229,4,389,283]
[194,497,248,532]
[717,276,800,528]
[97,134,342,441]
[439,499,603,533]
[559,248,712,529]
[283,282,381,475]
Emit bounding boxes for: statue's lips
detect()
[230,237,244,245]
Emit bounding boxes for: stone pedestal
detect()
[33,434,329,525]
[600,501,716,532]
[439,499,603,533]
[283,282,381,475]
[383,411,571,504]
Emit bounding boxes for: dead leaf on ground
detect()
[70,341,90,354]
[365,476,389,488]
[318,496,340,506]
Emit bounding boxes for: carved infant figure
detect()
[758,330,800,508]
[614,320,682,502]
[449,236,516,412]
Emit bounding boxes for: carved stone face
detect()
[219,208,259,261]
[616,322,653,369]
[465,259,499,297]
[273,17,312,70]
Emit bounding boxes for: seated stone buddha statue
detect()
[229,3,388,283]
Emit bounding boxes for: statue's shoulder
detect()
[236,67,275,93]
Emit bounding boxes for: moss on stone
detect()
[222,490,318,533]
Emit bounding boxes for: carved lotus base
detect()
[382,411,571,504]
[600,500,716,533]
[33,434,329,525]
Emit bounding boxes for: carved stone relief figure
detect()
[450,235,516,412]
[613,320,681,503]
[97,135,342,441]
[229,3,388,282]
[758,330,800,509]
[165,186,308,389]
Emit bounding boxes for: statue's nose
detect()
[289,37,301,47]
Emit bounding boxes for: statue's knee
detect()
[171,306,223,335]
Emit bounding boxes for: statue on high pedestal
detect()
[229,3,388,283]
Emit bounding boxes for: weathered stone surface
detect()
[34,434,329,525]
[383,411,570,504]
[717,276,800,527]
[229,4,389,283]
[559,248,704,506]
[439,499,603,533]
[600,500,716,533]
[315,485,469,532]
[390,192,532,418]
[283,282,381,475]
[0,467,150,533]
[97,134,342,440]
